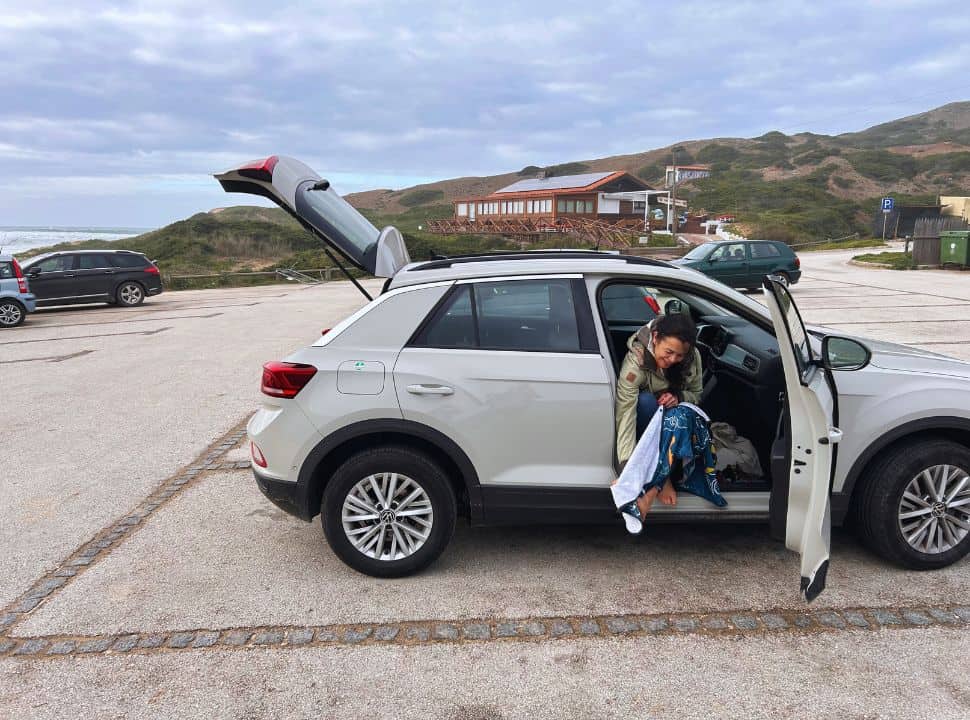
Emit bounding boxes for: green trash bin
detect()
[940,230,970,267]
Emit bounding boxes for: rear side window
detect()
[77,254,113,269]
[411,278,595,353]
[413,284,476,348]
[35,255,74,272]
[600,284,658,324]
[0,262,12,279]
[750,243,781,259]
[109,254,148,268]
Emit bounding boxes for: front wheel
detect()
[116,282,145,307]
[856,440,970,569]
[321,446,457,577]
[0,299,26,327]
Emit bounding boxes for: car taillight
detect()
[12,258,27,294]
[261,361,317,398]
[644,296,661,314]
[251,441,267,468]
[144,265,160,275]
[794,257,801,269]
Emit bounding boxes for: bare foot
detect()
[636,487,659,518]
[658,479,677,506]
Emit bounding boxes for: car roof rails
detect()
[412,251,675,272]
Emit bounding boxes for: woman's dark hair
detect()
[651,313,697,391]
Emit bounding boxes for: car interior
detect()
[598,280,788,493]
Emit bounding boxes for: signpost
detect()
[881,197,894,242]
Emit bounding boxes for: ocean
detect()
[0,226,154,255]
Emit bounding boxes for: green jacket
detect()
[615,332,703,464]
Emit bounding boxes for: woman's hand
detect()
[657,392,679,409]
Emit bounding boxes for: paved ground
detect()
[1,251,969,719]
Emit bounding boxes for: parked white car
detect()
[216,157,970,601]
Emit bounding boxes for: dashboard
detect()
[696,315,782,383]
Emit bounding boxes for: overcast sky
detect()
[0,0,967,228]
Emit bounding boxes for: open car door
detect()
[763,276,841,602]
[214,156,410,286]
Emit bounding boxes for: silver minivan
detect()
[216,157,970,602]
[0,254,36,328]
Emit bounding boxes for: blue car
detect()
[0,253,37,328]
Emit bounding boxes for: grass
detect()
[796,239,889,252]
[852,251,916,269]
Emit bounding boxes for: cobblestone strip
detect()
[3,604,969,660]
[0,419,251,638]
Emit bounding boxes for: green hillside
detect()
[21,101,970,275]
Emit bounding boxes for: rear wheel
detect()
[0,299,26,327]
[321,446,457,577]
[116,282,145,307]
[856,440,970,569]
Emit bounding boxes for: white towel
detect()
[610,402,709,509]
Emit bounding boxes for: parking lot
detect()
[2,247,969,719]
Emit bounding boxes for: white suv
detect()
[217,157,970,601]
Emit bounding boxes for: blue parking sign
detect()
[881,197,894,211]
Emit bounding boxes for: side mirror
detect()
[708,256,719,263]
[822,336,871,371]
[27,266,41,276]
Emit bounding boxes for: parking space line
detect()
[3,603,968,660]
[0,327,172,345]
[0,350,95,365]
[796,303,970,310]
[20,313,222,330]
[819,319,970,326]
[800,276,970,303]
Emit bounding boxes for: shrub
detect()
[399,188,445,207]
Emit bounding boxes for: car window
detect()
[35,255,74,272]
[750,243,781,259]
[682,244,712,261]
[476,279,581,352]
[600,284,659,324]
[109,254,148,268]
[710,243,747,262]
[412,284,476,348]
[411,279,585,353]
[768,281,812,376]
[0,262,12,279]
[77,254,112,269]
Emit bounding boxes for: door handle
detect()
[406,384,454,396]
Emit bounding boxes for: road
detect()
[1,252,968,719]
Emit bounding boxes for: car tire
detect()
[321,445,457,578]
[774,271,791,287]
[856,439,970,569]
[115,281,145,307]
[0,298,26,328]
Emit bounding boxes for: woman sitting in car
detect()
[615,313,704,520]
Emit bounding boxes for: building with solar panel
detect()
[451,171,671,224]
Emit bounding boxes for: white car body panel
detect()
[763,280,837,601]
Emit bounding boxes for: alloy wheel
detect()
[897,463,970,554]
[341,472,434,561]
[120,284,143,305]
[0,301,23,326]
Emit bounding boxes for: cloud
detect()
[0,0,966,226]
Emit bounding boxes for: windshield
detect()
[294,181,380,270]
[682,244,713,261]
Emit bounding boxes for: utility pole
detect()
[670,148,678,234]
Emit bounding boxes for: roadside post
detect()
[881,197,894,242]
